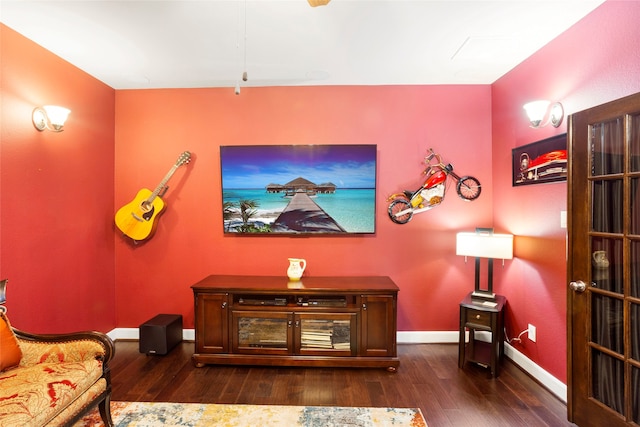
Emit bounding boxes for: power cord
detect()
[505,327,528,344]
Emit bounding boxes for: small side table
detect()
[458,292,506,377]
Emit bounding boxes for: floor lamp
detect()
[456,228,513,301]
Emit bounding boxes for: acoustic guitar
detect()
[115,151,191,242]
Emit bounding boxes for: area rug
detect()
[75,401,427,427]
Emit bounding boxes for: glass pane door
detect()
[296,313,356,355]
[231,311,292,355]
[631,113,640,423]
[587,114,640,423]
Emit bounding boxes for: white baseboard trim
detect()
[397,330,460,343]
[504,342,567,402]
[107,328,195,342]
[108,328,566,402]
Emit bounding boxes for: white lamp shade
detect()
[456,232,513,259]
[523,100,550,125]
[43,105,71,127]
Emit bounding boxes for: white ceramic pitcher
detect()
[287,258,306,281]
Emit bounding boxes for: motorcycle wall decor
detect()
[387,148,481,224]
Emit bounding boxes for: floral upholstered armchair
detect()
[0,279,115,426]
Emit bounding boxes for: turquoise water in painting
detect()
[222,189,375,233]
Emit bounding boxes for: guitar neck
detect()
[147,164,180,202]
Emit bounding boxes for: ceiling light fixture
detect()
[308,0,331,6]
[234,0,248,94]
[523,100,564,128]
[242,0,248,83]
[32,105,71,132]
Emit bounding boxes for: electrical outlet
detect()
[528,324,537,342]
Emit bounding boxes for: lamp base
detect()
[471,290,496,302]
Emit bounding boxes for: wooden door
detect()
[195,292,228,353]
[567,92,640,426]
[360,294,396,357]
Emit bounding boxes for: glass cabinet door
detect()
[295,313,356,356]
[231,311,292,355]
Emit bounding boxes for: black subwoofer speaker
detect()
[139,314,183,355]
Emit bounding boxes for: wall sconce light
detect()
[0,279,7,314]
[308,0,331,6]
[523,100,564,128]
[456,228,513,301]
[0,279,7,311]
[32,105,71,132]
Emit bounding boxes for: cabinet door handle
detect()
[475,314,481,320]
[222,302,227,309]
[295,320,300,328]
[362,303,367,310]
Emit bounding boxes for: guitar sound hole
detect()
[142,205,155,221]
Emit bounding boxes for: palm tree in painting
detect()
[238,199,259,232]
[221,198,270,233]
[222,200,235,232]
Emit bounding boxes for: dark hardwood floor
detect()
[110,341,575,427]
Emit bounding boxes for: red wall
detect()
[113,85,493,331]
[492,0,640,382]
[0,25,116,333]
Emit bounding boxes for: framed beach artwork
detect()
[512,133,567,186]
[220,144,377,235]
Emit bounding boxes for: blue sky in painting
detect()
[220,145,377,189]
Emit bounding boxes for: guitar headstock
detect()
[176,151,192,167]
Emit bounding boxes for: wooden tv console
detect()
[191,275,399,371]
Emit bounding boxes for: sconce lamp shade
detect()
[456,232,513,260]
[523,100,564,128]
[308,0,331,6]
[32,105,71,132]
[523,100,550,128]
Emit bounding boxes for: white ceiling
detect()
[0,0,605,90]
